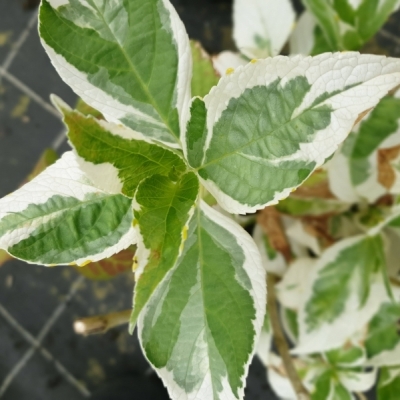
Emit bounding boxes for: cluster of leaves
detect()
[1,0,400,399]
[227,0,400,399]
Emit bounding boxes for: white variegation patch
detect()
[276,258,315,311]
[289,11,316,56]
[233,0,295,59]
[338,369,377,393]
[367,341,400,367]
[0,152,136,266]
[212,51,247,77]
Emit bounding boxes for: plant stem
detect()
[267,274,310,400]
[356,392,367,400]
[74,309,131,335]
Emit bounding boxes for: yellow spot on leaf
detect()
[226,67,235,75]
[79,260,92,267]
[251,59,257,64]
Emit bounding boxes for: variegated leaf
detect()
[378,367,400,399]
[130,172,199,328]
[365,302,400,367]
[0,152,136,266]
[0,148,59,267]
[296,234,391,354]
[233,0,295,59]
[184,53,400,214]
[137,201,265,400]
[39,0,192,147]
[329,92,400,203]
[55,98,187,198]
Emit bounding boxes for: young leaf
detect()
[75,246,136,281]
[303,0,400,52]
[310,370,354,400]
[39,0,192,147]
[137,202,265,400]
[233,0,295,59]
[325,343,366,368]
[329,93,400,203]
[190,41,219,98]
[296,234,391,354]
[0,152,136,266]
[56,99,187,198]
[185,53,400,214]
[378,367,400,399]
[130,172,199,328]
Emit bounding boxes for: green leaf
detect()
[39,0,192,146]
[130,172,199,328]
[296,234,391,354]
[365,302,400,364]
[75,98,104,120]
[276,196,350,217]
[302,0,343,51]
[184,53,400,214]
[137,202,265,399]
[378,367,400,399]
[302,0,400,52]
[233,0,295,59]
[190,41,219,98]
[325,344,366,367]
[0,152,136,266]
[56,99,187,198]
[329,94,400,203]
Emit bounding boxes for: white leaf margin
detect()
[0,151,137,267]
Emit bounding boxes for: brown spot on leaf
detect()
[378,145,400,189]
[257,207,293,263]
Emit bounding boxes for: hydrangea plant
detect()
[1,0,400,399]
